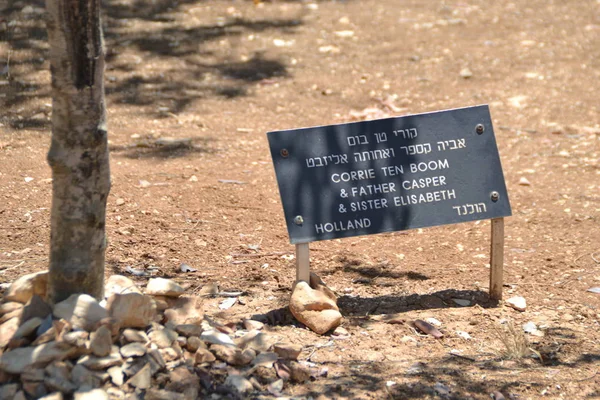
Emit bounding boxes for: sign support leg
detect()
[295,243,310,285]
[489,217,504,300]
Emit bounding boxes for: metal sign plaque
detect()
[267,105,512,244]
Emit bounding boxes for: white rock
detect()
[53,294,108,331]
[225,375,254,394]
[152,296,169,312]
[163,296,203,326]
[174,324,202,337]
[522,321,536,332]
[334,30,355,38]
[289,281,342,335]
[105,275,142,297]
[236,331,274,353]
[273,39,294,47]
[21,295,52,323]
[425,317,442,327]
[522,321,544,336]
[211,345,254,366]
[121,329,149,343]
[77,348,123,370]
[22,367,45,381]
[506,296,527,312]
[252,352,278,367]
[14,391,28,400]
[194,348,216,364]
[243,319,264,331]
[267,379,284,395]
[198,283,219,296]
[106,293,156,328]
[89,325,113,357]
[285,360,310,383]
[456,331,472,340]
[70,364,100,388]
[45,364,77,393]
[145,389,185,400]
[120,342,147,358]
[318,45,340,54]
[74,389,110,400]
[219,297,237,310]
[186,336,204,353]
[273,343,302,360]
[127,363,152,389]
[332,326,350,339]
[200,330,235,346]
[146,278,184,297]
[4,271,48,303]
[39,393,64,400]
[0,301,23,315]
[401,336,418,346]
[0,342,77,374]
[107,365,124,386]
[62,331,89,348]
[45,360,69,378]
[518,177,532,186]
[508,95,528,109]
[0,317,20,347]
[406,362,425,375]
[148,328,178,348]
[0,383,19,399]
[459,67,473,78]
[105,388,125,399]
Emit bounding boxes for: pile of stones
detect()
[0,272,319,399]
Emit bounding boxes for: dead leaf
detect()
[413,319,444,338]
[274,360,291,381]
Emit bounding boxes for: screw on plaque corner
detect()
[490,191,499,202]
[280,148,289,158]
[476,124,485,135]
[293,215,304,225]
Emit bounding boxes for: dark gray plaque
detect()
[267,105,512,244]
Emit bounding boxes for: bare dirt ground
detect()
[1,0,600,398]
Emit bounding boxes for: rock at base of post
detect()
[289,277,342,335]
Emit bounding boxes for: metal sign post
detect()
[489,217,505,300]
[295,242,310,285]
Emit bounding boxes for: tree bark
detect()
[45,0,110,303]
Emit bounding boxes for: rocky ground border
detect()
[0,272,337,399]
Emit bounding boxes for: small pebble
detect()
[506,296,527,312]
[459,67,473,78]
[518,177,531,186]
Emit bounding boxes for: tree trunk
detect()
[45,0,110,303]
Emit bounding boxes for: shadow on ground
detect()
[109,135,216,159]
[252,287,498,330]
[250,306,598,399]
[301,355,541,400]
[1,0,301,130]
[339,289,498,316]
